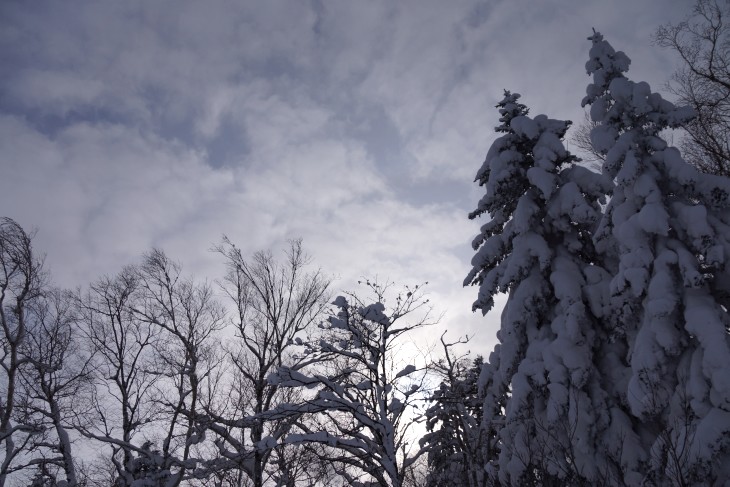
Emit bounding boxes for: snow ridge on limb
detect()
[466,92,619,485]
[268,281,434,487]
[583,31,730,485]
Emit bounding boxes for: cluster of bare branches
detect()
[567,1,730,178]
[0,219,451,487]
[655,0,730,176]
[269,280,437,487]
[0,219,335,486]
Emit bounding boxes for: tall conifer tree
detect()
[582,31,730,484]
[466,92,616,485]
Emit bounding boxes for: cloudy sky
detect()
[1,0,689,352]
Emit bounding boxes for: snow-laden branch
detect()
[267,282,435,487]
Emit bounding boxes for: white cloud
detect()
[0,0,694,357]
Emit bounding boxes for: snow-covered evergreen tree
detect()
[583,31,730,485]
[466,92,621,485]
[113,441,171,487]
[422,343,485,487]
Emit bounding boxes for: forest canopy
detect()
[3,2,730,486]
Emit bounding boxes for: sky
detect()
[0,0,690,353]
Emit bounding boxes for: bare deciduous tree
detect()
[0,217,45,486]
[19,288,94,486]
[568,112,605,171]
[75,249,227,486]
[130,249,226,485]
[200,238,331,487]
[270,281,436,487]
[655,0,730,176]
[74,267,162,485]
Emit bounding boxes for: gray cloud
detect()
[0,0,692,353]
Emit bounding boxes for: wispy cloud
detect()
[0,0,691,352]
